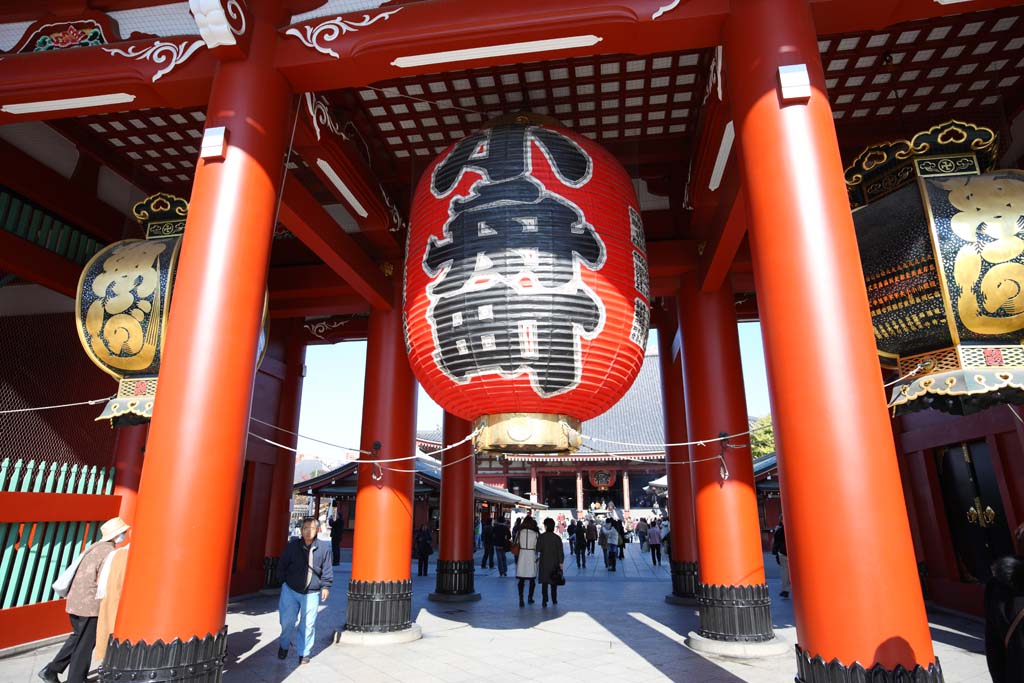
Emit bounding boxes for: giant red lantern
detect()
[404,115,649,454]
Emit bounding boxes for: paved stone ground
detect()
[1,546,991,683]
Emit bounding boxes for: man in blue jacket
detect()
[277,516,333,664]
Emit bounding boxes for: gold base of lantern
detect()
[473,413,582,454]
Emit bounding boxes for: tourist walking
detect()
[647,522,663,566]
[636,518,649,547]
[276,517,333,665]
[329,511,344,566]
[586,518,598,555]
[39,517,129,683]
[598,521,608,567]
[772,516,790,598]
[414,524,433,577]
[574,520,588,568]
[537,518,565,606]
[481,518,495,569]
[985,524,1024,682]
[604,519,619,571]
[567,520,577,561]
[493,517,511,576]
[515,516,540,606]
[614,519,626,560]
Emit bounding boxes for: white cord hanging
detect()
[247,427,480,469]
[0,395,115,415]
[883,362,927,388]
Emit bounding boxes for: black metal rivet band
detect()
[697,582,775,642]
[345,579,414,633]
[434,559,476,595]
[100,627,227,683]
[670,560,699,598]
[794,644,944,682]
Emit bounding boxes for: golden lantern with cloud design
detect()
[847,120,1024,414]
[76,193,267,425]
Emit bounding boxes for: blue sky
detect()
[296,322,770,462]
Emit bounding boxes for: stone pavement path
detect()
[0,546,991,683]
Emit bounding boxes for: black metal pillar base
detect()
[795,645,944,682]
[100,627,227,683]
[263,556,281,589]
[429,559,477,601]
[670,560,699,599]
[344,579,413,633]
[697,582,775,642]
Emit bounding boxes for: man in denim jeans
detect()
[277,517,333,664]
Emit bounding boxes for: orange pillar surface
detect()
[430,412,479,599]
[111,424,147,526]
[677,275,773,641]
[111,0,292,652]
[264,319,307,560]
[724,0,937,674]
[655,304,699,600]
[345,290,420,633]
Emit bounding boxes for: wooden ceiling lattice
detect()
[61,106,208,197]
[342,50,707,162]
[820,7,1024,123]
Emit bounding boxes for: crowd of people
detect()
[43,508,1024,682]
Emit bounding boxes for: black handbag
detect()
[550,565,566,586]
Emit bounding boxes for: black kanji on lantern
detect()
[422,124,607,397]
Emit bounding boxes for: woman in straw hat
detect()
[38,517,129,683]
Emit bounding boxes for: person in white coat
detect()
[515,515,540,607]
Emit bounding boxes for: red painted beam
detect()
[0,138,127,243]
[293,95,402,257]
[699,171,747,293]
[0,600,69,649]
[269,294,370,319]
[0,38,215,125]
[0,492,120,523]
[648,239,698,277]
[304,315,371,344]
[275,0,731,92]
[268,264,356,299]
[279,177,394,310]
[0,231,80,297]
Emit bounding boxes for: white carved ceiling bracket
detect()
[102,40,206,83]
[285,8,403,59]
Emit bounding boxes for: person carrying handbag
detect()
[537,518,565,607]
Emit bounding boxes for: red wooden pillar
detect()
[430,412,479,601]
[655,304,699,602]
[677,275,782,652]
[107,2,292,678]
[111,425,147,525]
[264,320,307,565]
[725,0,938,677]
[342,289,421,641]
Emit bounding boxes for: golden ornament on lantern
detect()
[75,193,268,426]
[847,120,1024,414]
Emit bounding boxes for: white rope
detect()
[578,442,730,481]
[0,395,115,415]
[248,427,480,467]
[1009,405,1024,426]
[250,416,372,454]
[883,362,926,388]
[563,419,765,451]
[379,449,477,473]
